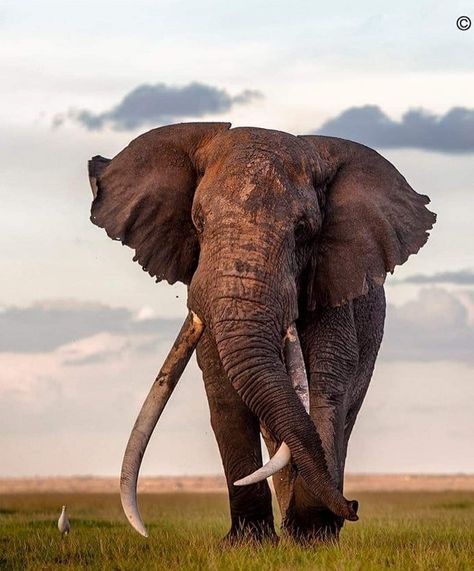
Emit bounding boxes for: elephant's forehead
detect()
[203,126,316,180]
[195,127,319,218]
[197,165,316,223]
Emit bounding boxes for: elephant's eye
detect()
[294,218,311,242]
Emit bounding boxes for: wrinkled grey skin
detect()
[89,122,435,544]
[196,279,384,543]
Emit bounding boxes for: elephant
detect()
[87,122,435,544]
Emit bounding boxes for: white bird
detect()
[58,505,70,535]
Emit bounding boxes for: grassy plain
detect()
[0,490,473,570]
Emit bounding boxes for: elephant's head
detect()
[88,122,435,535]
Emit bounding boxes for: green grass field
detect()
[1,491,473,570]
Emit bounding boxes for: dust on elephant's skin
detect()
[89,122,435,543]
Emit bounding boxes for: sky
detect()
[1,0,473,477]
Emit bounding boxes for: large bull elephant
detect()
[88,122,435,544]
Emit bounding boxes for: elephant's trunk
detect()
[234,323,309,485]
[120,311,204,537]
[211,307,358,522]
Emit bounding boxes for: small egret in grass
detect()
[58,505,70,535]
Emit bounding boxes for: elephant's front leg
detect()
[274,302,360,543]
[196,331,276,543]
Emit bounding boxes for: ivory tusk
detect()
[120,311,204,537]
[234,323,309,487]
[234,442,292,486]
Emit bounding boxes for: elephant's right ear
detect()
[300,135,436,308]
[89,122,231,285]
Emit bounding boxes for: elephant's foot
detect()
[282,507,346,545]
[222,516,278,546]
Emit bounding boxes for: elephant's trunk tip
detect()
[346,499,359,522]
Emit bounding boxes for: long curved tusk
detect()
[120,311,204,537]
[233,442,292,486]
[234,323,309,486]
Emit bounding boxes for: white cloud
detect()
[0,324,217,476]
[1,290,473,475]
[0,299,182,353]
[58,332,131,366]
[382,288,474,362]
[133,306,158,322]
[0,331,136,401]
[0,351,60,405]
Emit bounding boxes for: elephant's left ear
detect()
[299,135,436,308]
[88,122,230,285]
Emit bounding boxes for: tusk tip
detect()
[233,474,267,486]
[124,509,149,537]
[233,475,265,486]
[130,519,149,537]
[233,479,247,486]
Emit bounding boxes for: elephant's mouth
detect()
[119,311,357,537]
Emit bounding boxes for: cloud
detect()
[59,82,262,131]
[316,106,474,153]
[4,288,474,367]
[58,332,131,367]
[381,288,474,362]
[397,269,474,285]
[1,293,473,476]
[0,299,181,353]
[1,288,473,414]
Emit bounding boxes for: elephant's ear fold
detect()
[89,122,231,285]
[300,135,436,308]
